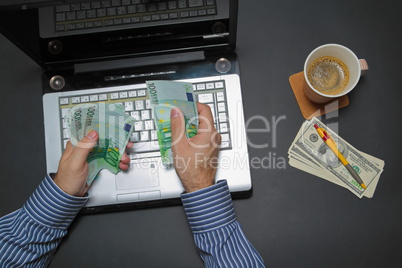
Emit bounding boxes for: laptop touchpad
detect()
[115,161,159,190]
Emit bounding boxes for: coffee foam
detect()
[307,56,349,95]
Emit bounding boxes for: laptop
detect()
[0,0,252,214]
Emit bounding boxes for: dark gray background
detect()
[1,0,401,267]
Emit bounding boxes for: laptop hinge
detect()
[74,51,205,74]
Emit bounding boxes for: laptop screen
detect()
[0,0,236,70]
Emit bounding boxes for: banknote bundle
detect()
[288,117,384,198]
[146,80,198,167]
[65,103,135,185]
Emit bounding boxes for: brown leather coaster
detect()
[289,72,349,119]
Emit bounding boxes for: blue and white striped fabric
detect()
[182,180,265,267]
[0,175,88,267]
[0,177,264,267]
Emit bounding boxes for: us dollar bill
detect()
[146,80,198,167]
[289,117,384,198]
[65,103,135,185]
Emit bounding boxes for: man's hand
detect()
[170,103,221,193]
[53,130,131,197]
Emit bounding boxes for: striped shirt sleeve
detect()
[181,180,265,267]
[0,175,88,267]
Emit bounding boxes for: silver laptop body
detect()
[43,74,251,212]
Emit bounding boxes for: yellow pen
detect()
[314,124,367,189]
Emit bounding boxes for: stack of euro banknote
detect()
[288,117,385,198]
[65,81,198,185]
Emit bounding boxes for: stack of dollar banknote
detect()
[288,117,385,198]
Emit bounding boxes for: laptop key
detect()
[107,7,117,16]
[112,0,121,7]
[168,1,177,9]
[102,1,111,8]
[135,100,145,110]
[87,10,97,18]
[134,121,144,131]
[77,11,87,20]
[207,8,216,15]
[56,5,70,12]
[81,3,91,10]
[99,94,108,100]
[216,91,225,102]
[125,101,134,111]
[130,132,140,142]
[137,89,146,97]
[189,0,204,7]
[92,2,101,8]
[129,141,160,153]
[151,130,157,140]
[97,9,107,17]
[117,6,127,15]
[56,13,66,22]
[85,21,94,28]
[198,93,213,103]
[71,4,81,11]
[56,24,65,31]
[178,0,187,8]
[66,12,76,21]
[141,110,151,120]
[131,111,141,120]
[140,131,150,141]
[137,4,146,13]
[144,120,154,130]
[128,5,137,13]
[220,123,228,133]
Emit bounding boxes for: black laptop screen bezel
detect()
[0,0,238,71]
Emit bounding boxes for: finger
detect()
[120,153,130,165]
[119,162,129,170]
[196,103,214,131]
[70,130,98,164]
[61,140,74,160]
[126,141,134,149]
[170,108,188,150]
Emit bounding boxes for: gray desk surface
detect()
[1,0,401,267]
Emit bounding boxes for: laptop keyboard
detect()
[53,0,217,34]
[58,80,231,156]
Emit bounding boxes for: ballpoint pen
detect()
[314,124,367,189]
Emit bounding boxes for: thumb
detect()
[170,108,187,150]
[70,130,98,164]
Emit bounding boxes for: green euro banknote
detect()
[146,80,198,166]
[65,103,135,185]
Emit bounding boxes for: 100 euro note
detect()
[65,103,135,185]
[146,80,198,166]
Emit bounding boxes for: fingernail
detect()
[171,108,180,118]
[86,130,97,141]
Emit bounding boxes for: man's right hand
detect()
[170,103,221,193]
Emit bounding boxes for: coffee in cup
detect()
[306,56,349,96]
[303,44,368,103]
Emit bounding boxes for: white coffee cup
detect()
[303,44,368,103]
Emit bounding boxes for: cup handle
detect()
[359,59,369,76]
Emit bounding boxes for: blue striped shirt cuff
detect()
[22,175,88,229]
[181,180,236,234]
